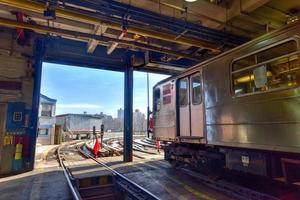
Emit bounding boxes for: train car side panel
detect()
[203,25,300,153]
[153,79,177,141]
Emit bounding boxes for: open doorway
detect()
[36,62,168,165]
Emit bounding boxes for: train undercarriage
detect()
[164,142,300,186]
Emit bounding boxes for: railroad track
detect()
[58,140,300,200]
[77,145,160,200]
[57,140,84,200]
[85,137,160,158]
[57,140,160,200]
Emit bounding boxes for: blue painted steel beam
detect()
[123,53,133,162]
[41,36,196,73]
[43,36,126,72]
[29,38,45,170]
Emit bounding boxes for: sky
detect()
[41,62,169,117]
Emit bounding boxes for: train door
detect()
[178,78,190,136]
[178,73,204,137]
[190,73,204,137]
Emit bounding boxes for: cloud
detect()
[56,104,103,109]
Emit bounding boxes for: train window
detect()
[153,88,161,112]
[232,39,300,96]
[179,79,188,106]
[191,74,202,104]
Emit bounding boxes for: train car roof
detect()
[153,21,300,89]
[182,20,300,74]
[153,75,176,89]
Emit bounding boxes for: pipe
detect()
[0,17,201,60]
[0,0,220,52]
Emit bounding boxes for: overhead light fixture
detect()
[185,0,198,2]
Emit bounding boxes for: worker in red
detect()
[148,113,153,133]
[93,136,101,158]
[156,139,160,154]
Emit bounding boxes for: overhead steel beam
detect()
[107,31,125,55]
[0,17,202,60]
[161,0,272,29]
[0,0,220,52]
[123,54,133,162]
[65,0,247,45]
[87,24,107,53]
[228,0,271,21]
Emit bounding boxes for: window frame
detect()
[153,88,161,112]
[179,78,189,107]
[231,37,300,97]
[191,73,202,105]
[38,128,48,136]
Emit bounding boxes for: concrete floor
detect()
[67,153,234,200]
[0,167,71,200]
[101,157,234,200]
[0,144,234,200]
[0,144,71,200]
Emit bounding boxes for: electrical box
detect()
[6,102,25,133]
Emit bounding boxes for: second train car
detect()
[153,21,300,184]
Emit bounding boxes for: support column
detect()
[29,38,45,169]
[123,55,133,162]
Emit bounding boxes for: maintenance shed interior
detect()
[0,0,299,176]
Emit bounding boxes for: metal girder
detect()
[34,35,195,74]
[107,31,125,55]
[87,24,107,53]
[161,0,272,29]
[0,17,201,60]
[228,0,272,21]
[63,0,247,45]
[0,0,223,52]
[123,54,133,162]
[43,36,127,72]
[30,38,45,169]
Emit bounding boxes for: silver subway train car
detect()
[153,21,300,183]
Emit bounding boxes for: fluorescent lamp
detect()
[185,0,198,2]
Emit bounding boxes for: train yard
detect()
[54,137,300,200]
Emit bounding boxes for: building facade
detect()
[117,108,124,120]
[37,94,57,145]
[56,113,102,134]
[133,109,147,133]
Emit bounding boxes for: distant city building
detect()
[56,113,102,133]
[37,94,57,145]
[117,108,124,119]
[133,109,146,132]
[97,113,123,132]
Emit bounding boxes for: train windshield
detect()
[232,39,300,96]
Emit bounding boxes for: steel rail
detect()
[77,145,160,200]
[57,141,83,200]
